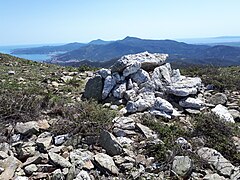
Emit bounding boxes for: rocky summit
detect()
[0,52,239,180]
[85,52,206,119]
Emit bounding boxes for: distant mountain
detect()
[11,42,86,54]
[11,39,112,55]
[54,36,208,61]
[88,39,112,45]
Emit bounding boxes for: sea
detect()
[0,44,58,62]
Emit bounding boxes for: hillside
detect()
[11,42,86,54]
[0,53,239,179]
[53,37,240,66]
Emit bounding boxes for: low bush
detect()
[0,91,44,126]
[181,66,240,91]
[49,99,117,136]
[191,113,240,166]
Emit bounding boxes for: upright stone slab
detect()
[84,75,103,101]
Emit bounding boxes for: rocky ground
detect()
[0,52,239,180]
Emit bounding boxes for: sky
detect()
[0,0,240,45]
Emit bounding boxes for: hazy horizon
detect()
[1,0,240,45]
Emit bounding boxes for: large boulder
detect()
[110,52,168,72]
[84,75,103,101]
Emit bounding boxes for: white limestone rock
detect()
[97,68,111,79]
[197,147,235,177]
[113,82,127,99]
[179,97,204,109]
[110,52,168,72]
[94,153,119,175]
[154,97,174,113]
[211,104,235,123]
[167,77,201,96]
[102,75,116,99]
[124,89,137,101]
[126,99,152,113]
[172,156,192,177]
[131,69,151,85]
[123,61,141,77]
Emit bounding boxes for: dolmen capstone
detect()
[84,52,203,118]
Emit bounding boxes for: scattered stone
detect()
[52,169,64,180]
[37,119,50,130]
[36,132,52,151]
[14,176,29,180]
[136,123,157,139]
[229,109,240,122]
[49,152,72,168]
[232,136,240,152]
[70,149,94,170]
[113,117,135,130]
[8,70,15,75]
[24,164,38,175]
[211,104,235,123]
[74,170,91,180]
[203,173,226,180]
[15,121,39,135]
[99,130,123,156]
[179,97,204,109]
[52,81,59,87]
[172,156,192,177]
[54,134,69,146]
[197,147,235,177]
[17,141,36,160]
[0,151,8,159]
[209,93,227,105]
[0,156,22,180]
[23,154,43,167]
[94,153,119,175]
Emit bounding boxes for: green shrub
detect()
[49,99,117,136]
[141,116,187,163]
[191,113,240,165]
[0,91,44,124]
[78,65,98,72]
[181,66,240,91]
